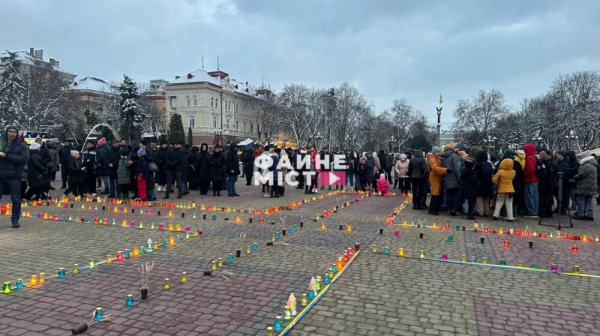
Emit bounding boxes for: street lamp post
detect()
[436,95,443,148]
[566,130,577,151]
[390,135,395,153]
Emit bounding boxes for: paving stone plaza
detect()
[1,185,600,336]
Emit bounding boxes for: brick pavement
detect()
[1,186,600,335]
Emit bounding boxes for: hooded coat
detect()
[428,154,448,196]
[574,156,598,196]
[459,162,478,201]
[226,143,240,175]
[493,159,516,193]
[196,144,211,176]
[27,150,49,187]
[441,146,460,189]
[475,151,494,197]
[366,154,376,182]
[377,175,389,195]
[514,152,526,169]
[523,144,540,183]
[242,149,254,174]
[209,149,226,181]
[0,126,29,180]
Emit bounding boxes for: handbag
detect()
[149,162,159,172]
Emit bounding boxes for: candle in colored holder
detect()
[217,258,223,267]
[58,268,65,278]
[383,246,390,255]
[181,272,187,283]
[442,254,448,261]
[228,254,234,263]
[72,264,79,274]
[461,255,467,262]
[503,240,509,247]
[372,245,378,253]
[482,257,488,264]
[274,316,283,332]
[301,293,308,306]
[3,281,12,294]
[499,259,506,265]
[30,274,39,286]
[89,259,95,268]
[572,245,579,253]
[321,223,326,230]
[419,250,425,259]
[447,235,454,243]
[398,248,404,256]
[572,265,579,274]
[16,279,23,290]
[116,251,124,261]
[211,260,217,271]
[394,230,399,237]
[125,294,134,307]
[124,249,130,258]
[551,264,558,272]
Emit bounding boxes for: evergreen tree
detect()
[0,50,25,127]
[166,114,185,144]
[118,75,144,141]
[158,133,167,145]
[187,126,193,146]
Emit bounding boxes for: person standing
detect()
[226,143,240,196]
[459,158,478,219]
[408,150,427,209]
[492,158,516,221]
[522,144,540,218]
[475,151,493,217]
[427,147,449,216]
[47,141,60,187]
[97,138,110,194]
[58,139,74,188]
[209,145,226,196]
[441,144,461,216]
[140,140,156,200]
[136,147,150,201]
[25,142,49,200]
[345,148,356,191]
[181,144,191,195]
[117,148,132,198]
[0,126,29,228]
[165,142,183,199]
[554,151,570,215]
[395,154,410,195]
[573,150,597,220]
[242,148,254,186]
[366,153,375,191]
[320,146,332,190]
[196,143,211,195]
[82,140,99,196]
[155,142,168,192]
[107,140,121,197]
[66,150,85,197]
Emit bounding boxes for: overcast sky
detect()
[1,0,599,128]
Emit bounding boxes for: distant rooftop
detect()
[0,48,74,75]
[71,76,112,94]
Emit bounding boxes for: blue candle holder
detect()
[176,236,181,243]
[275,232,281,239]
[499,259,506,265]
[140,247,145,255]
[531,264,537,269]
[332,265,338,274]
[58,268,65,278]
[94,308,104,321]
[447,235,454,243]
[125,295,134,307]
[455,225,460,231]
[163,240,168,247]
[307,290,315,300]
[16,279,23,289]
[252,243,258,251]
[228,254,234,263]
[383,247,390,255]
[212,215,217,221]
[324,275,330,284]
[293,225,298,232]
[287,228,292,234]
[124,250,130,259]
[274,317,283,331]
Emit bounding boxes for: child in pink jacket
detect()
[377,174,389,195]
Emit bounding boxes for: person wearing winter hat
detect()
[395,154,410,195]
[0,126,29,228]
[209,145,226,196]
[65,150,85,197]
[135,147,149,201]
[573,150,597,220]
[25,141,50,201]
[428,145,449,215]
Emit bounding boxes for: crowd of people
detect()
[1,123,599,229]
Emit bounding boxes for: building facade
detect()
[165,68,269,145]
[0,47,75,82]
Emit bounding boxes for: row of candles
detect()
[1,233,199,295]
[370,244,591,276]
[266,246,360,335]
[390,220,600,244]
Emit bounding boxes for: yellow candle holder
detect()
[72,264,79,274]
[30,274,39,286]
[573,265,580,274]
[419,250,425,259]
[347,225,352,233]
[163,278,170,290]
[461,255,467,262]
[180,272,187,283]
[398,248,404,256]
[132,247,140,257]
[321,223,326,230]
[217,258,223,267]
[246,246,251,254]
[371,245,378,253]
[175,224,182,231]
[89,259,95,268]
[211,260,217,271]
[106,255,112,264]
[482,257,488,264]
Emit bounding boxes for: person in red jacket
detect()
[522,144,540,218]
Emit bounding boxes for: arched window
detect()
[186,95,190,107]
[215,98,218,108]
[211,97,214,107]
[193,95,197,106]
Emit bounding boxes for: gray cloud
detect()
[1,0,598,128]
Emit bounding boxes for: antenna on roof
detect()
[202,55,204,70]
[217,55,220,70]
[262,77,264,88]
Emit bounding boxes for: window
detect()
[169,96,177,107]
[211,97,214,107]
[243,121,247,132]
[235,103,238,113]
[250,123,254,134]
[215,98,218,108]
[236,121,239,130]
[226,118,230,129]
[193,95,197,106]
[188,113,195,128]
[213,114,218,128]
[186,95,190,107]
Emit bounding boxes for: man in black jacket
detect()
[82,140,99,196]
[58,139,74,188]
[155,143,168,192]
[165,142,183,199]
[107,140,121,197]
[226,143,240,196]
[0,125,30,228]
[539,149,557,218]
[408,150,427,209]
[140,140,156,200]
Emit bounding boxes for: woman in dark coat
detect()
[475,151,493,216]
[209,145,226,196]
[459,159,478,219]
[242,149,254,185]
[188,146,199,190]
[25,145,49,200]
[67,151,85,197]
[196,143,211,195]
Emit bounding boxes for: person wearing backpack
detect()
[522,144,540,218]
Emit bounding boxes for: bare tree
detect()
[452,89,510,145]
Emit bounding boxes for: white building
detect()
[165,68,270,145]
[0,48,75,82]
